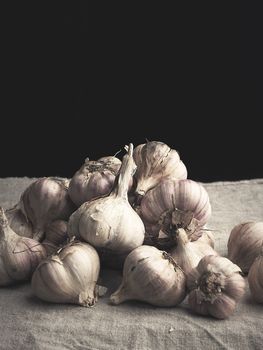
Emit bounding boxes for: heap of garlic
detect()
[1,138,257,322]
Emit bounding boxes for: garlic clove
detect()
[31,241,100,307]
[110,245,187,307]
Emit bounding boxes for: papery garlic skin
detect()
[0,208,46,286]
[228,222,263,274]
[69,156,122,207]
[140,179,211,249]
[68,144,145,256]
[133,141,187,198]
[248,250,263,303]
[42,220,68,255]
[187,255,245,319]
[170,229,218,275]
[195,229,215,248]
[6,204,34,238]
[20,177,75,241]
[31,242,100,307]
[110,245,186,306]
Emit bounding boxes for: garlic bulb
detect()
[228,222,263,274]
[42,220,69,255]
[69,156,123,207]
[110,245,186,306]
[187,255,245,319]
[133,141,187,199]
[248,245,263,303]
[6,204,34,238]
[0,207,46,286]
[170,228,218,275]
[68,144,145,255]
[20,177,76,241]
[31,241,100,307]
[140,179,211,249]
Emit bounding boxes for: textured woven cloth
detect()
[0,178,263,350]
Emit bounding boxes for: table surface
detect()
[0,177,263,350]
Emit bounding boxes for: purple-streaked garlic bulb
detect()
[69,156,123,207]
[31,241,100,307]
[19,177,76,241]
[110,245,186,306]
[5,204,34,238]
[170,228,218,275]
[248,244,263,303]
[0,207,46,286]
[133,141,187,200]
[139,179,211,249]
[42,220,69,255]
[68,144,145,258]
[187,255,245,319]
[228,222,263,274]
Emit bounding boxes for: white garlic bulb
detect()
[110,245,186,306]
[133,141,187,199]
[187,255,245,319]
[139,179,211,249]
[5,204,34,238]
[170,228,218,275]
[42,220,69,255]
[68,144,145,256]
[228,222,263,274]
[20,177,76,241]
[0,207,46,286]
[248,245,263,303]
[31,241,100,307]
[69,156,123,207]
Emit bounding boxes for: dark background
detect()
[1,1,262,182]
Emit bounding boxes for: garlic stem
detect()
[110,285,130,305]
[113,143,136,199]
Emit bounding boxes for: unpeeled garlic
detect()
[110,245,186,306]
[139,179,211,249]
[68,144,145,258]
[42,220,69,255]
[19,177,76,241]
[248,244,263,303]
[187,255,245,319]
[0,207,46,286]
[133,141,187,200]
[228,221,263,274]
[69,156,123,207]
[31,241,100,307]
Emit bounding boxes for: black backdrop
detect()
[1,2,262,182]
